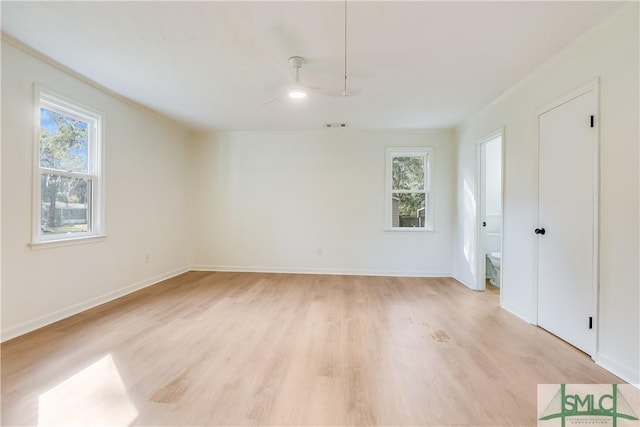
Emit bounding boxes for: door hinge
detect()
[590,115,595,128]
[588,316,593,329]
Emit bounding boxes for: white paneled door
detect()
[537,85,598,356]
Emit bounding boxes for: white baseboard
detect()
[500,301,535,325]
[452,274,476,290]
[191,264,452,278]
[1,266,189,342]
[596,352,640,386]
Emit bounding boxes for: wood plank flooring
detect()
[1,272,625,426]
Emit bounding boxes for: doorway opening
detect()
[477,130,503,296]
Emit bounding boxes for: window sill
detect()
[29,234,107,250]
[384,228,434,232]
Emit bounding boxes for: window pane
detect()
[40,108,89,173]
[392,192,426,228]
[40,174,91,235]
[392,156,424,190]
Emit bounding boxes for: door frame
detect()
[475,128,504,302]
[533,78,600,357]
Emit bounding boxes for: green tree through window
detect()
[34,89,103,243]
[386,148,432,230]
[40,109,90,231]
[392,156,425,217]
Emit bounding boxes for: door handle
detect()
[535,228,546,235]
[482,221,486,227]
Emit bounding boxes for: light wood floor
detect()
[486,279,499,294]
[1,272,623,426]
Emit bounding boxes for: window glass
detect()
[39,108,89,173]
[392,156,425,190]
[386,148,432,231]
[34,89,103,244]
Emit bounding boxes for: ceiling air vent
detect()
[325,123,347,128]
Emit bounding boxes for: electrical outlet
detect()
[316,248,323,255]
[144,254,150,263]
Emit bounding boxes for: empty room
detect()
[1,1,638,426]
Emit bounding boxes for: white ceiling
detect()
[1,1,622,131]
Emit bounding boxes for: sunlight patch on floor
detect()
[37,354,138,426]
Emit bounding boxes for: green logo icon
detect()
[539,384,638,427]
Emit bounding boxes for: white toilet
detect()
[487,252,501,287]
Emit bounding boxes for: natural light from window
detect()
[463,179,476,274]
[37,354,138,426]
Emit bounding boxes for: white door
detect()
[537,87,597,356]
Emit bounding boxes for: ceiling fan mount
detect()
[288,56,306,69]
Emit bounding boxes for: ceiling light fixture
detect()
[288,88,307,99]
[288,56,307,99]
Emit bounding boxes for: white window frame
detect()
[31,87,105,248]
[385,147,434,232]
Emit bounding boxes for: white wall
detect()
[1,39,192,340]
[190,129,455,276]
[454,5,639,383]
